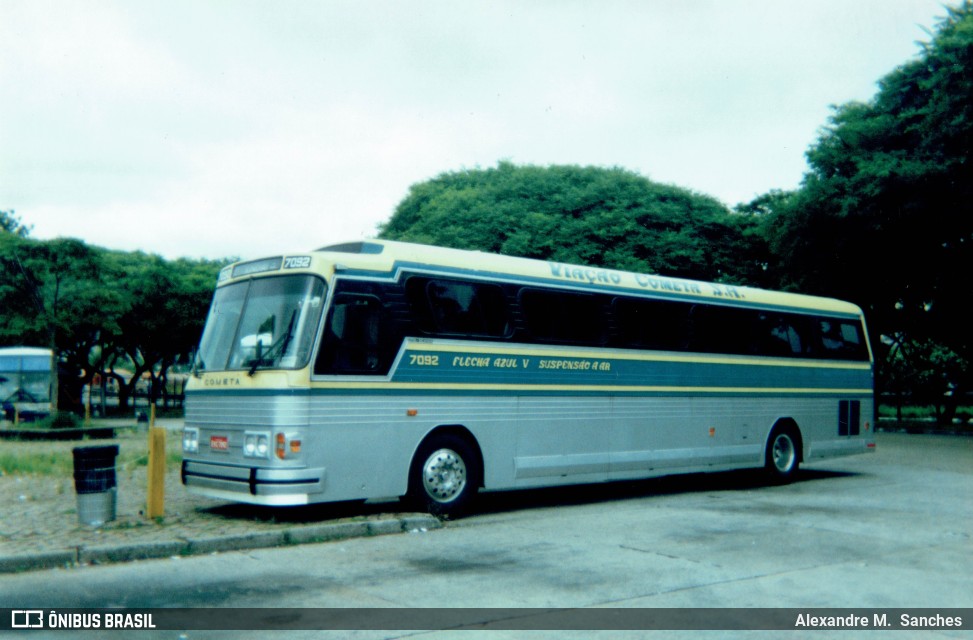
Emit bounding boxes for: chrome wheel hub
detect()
[422,448,467,503]
[772,435,796,472]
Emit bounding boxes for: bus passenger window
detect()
[688,305,752,355]
[818,320,868,360]
[407,278,511,338]
[614,298,692,351]
[521,289,607,345]
[769,322,803,355]
[761,313,807,357]
[316,294,384,374]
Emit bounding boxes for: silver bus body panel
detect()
[183,388,874,504]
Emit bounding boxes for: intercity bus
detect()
[181,240,875,516]
[0,346,52,422]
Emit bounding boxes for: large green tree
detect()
[1,219,223,414]
[380,162,767,285]
[0,232,105,411]
[103,251,219,408]
[0,210,31,237]
[766,1,973,419]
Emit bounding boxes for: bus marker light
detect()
[708,427,715,437]
[407,409,418,417]
[290,439,302,453]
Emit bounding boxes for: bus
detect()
[0,347,53,422]
[181,240,875,516]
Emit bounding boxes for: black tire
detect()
[407,434,480,519]
[765,426,801,484]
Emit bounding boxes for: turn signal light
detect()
[276,432,286,459]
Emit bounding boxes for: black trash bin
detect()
[72,445,118,525]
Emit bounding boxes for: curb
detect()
[0,515,442,575]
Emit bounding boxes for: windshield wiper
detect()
[248,311,296,376]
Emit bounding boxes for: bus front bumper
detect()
[181,460,326,506]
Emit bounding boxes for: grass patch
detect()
[0,450,71,475]
[878,404,972,424]
[879,419,973,435]
[0,429,182,477]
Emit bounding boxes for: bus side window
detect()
[759,312,809,357]
[428,280,510,337]
[407,277,511,338]
[316,294,385,374]
[688,305,752,355]
[818,319,868,360]
[613,297,691,351]
[520,288,608,345]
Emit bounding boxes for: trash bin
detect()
[72,445,118,526]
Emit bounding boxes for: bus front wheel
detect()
[408,434,480,519]
[765,425,801,484]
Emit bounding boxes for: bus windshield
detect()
[195,275,326,374]
[0,348,51,412]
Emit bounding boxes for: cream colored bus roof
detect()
[305,240,862,317]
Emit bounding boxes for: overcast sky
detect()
[0,0,950,261]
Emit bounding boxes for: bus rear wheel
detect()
[408,434,480,519]
[765,426,801,484]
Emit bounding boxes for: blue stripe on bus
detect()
[187,384,872,400]
[391,348,871,389]
[185,348,872,398]
[187,362,871,398]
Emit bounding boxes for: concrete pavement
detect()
[0,418,441,574]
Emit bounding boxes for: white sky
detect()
[0,0,949,261]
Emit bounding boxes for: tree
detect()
[0,234,104,412]
[767,2,973,420]
[380,162,767,285]
[1,220,224,415]
[102,251,220,410]
[50,246,125,411]
[0,210,32,237]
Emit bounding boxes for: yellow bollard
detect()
[146,405,165,519]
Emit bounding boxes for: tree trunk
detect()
[48,339,59,414]
[940,386,962,426]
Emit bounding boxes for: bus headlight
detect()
[182,428,199,453]
[244,431,271,458]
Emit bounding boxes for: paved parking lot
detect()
[2,431,971,639]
